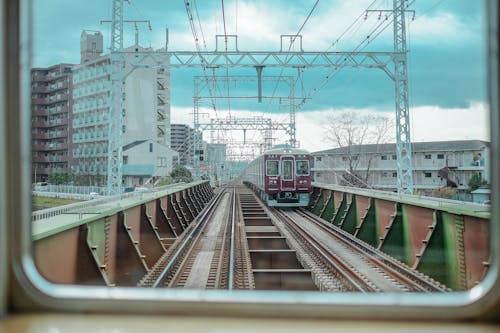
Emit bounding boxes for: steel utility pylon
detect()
[393,0,413,194]
[107,0,125,195]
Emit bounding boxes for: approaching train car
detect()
[243,147,312,207]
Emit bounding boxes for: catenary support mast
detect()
[393,0,413,194]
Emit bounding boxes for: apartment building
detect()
[171,124,196,166]
[31,63,74,182]
[71,31,171,185]
[312,140,490,195]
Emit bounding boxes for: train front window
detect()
[296,161,309,175]
[266,160,279,176]
[282,160,293,180]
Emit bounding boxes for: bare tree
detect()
[324,111,394,187]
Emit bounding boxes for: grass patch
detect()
[32,196,81,209]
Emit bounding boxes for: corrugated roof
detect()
[313,140,490,155]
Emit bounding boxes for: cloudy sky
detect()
[32,0,490,152]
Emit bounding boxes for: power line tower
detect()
[393,0,413,194]
[107,0,126,195]
[367,0,414,194]
[105,0,159,195]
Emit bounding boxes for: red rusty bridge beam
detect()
[309,183,490,291]
[32,181,214,286]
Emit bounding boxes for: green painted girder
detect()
[332,192,347,227]
[311,189,326,216]
[320,190,336,222]
[338,194,357,235]
[355,198,378,247]
[380,203,407,263]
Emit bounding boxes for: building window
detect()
[392,154,397,160]
[341,156,348,161]
[437,154,445,159]
[392,172,397,177]
[425,172,432,178]
[123,156,128,165]
[149,143,153,152]
[425,154,432,159]
[381,155,388,160]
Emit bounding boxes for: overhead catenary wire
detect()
[265,0,321,115]
[275,0,382,136]
[296,1,400,111]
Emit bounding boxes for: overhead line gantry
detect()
[106,0,415,195]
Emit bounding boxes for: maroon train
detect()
[243,147,313,207]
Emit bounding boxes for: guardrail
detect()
[31,183,189,222]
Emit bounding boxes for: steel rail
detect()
[272,209,373,293]
[152,188,228,288]
[228,187,236,290]
[212,187,234,289]
[297,208,449,292]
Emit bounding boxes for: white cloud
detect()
[171,101,490,156]
[408,13,474,45]
[410,101,490,142]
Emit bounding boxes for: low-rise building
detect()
[122,140,177,187]
[312,140,490,196]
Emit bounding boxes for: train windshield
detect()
[296,160,309,175]
[282,160,293,180]
[266,160,279,176]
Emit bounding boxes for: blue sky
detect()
[32,0,490,151]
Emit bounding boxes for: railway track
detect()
[138,183,448,293]
[272,208,449,292]
[138,188,234,288]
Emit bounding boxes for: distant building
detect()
[170,124,196,166]
[122,140,178,187]
[71,31,171,184]
[205,143,227,185]
[31,63,74,182]
[312,140,490,196]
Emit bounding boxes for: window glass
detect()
[282,160,293,180]
[26,0,494,309]
[296,160,309,175]
[266,160,279,176]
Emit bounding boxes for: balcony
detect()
[32,143,69,152]
[32,108,49,116]
[32,120,49,128]
[32,85,49,93]
[32,133,49,140]
[32,97,49,105]
[48,130,68,139]
[47,118,69,127]
[48,106,69,115]
[32,156,50,163]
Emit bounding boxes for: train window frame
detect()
[4,0,500,322]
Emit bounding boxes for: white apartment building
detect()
[312,140,490,194]
[71,31,171,185]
